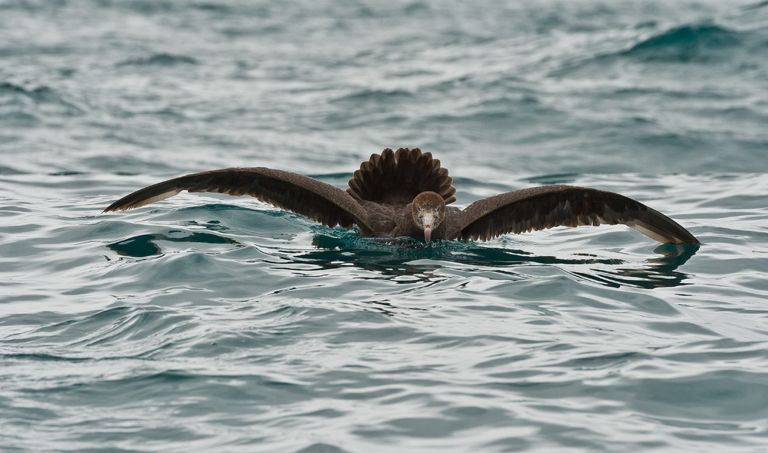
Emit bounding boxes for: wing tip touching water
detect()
[103,183,184,212]
[625,211,700,245]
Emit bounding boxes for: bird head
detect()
[411,191,446,244]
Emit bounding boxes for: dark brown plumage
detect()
[103,148,700,246]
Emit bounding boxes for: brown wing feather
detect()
[103,168,374,232]
[346,148,457,205]
[458,185,699,245]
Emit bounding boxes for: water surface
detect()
[2,1,768,451]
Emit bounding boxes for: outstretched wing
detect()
[103,167,374,232]
[457,185,699,245]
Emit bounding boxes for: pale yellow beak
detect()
[422,212,434,244]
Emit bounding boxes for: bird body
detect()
[104,148,700,246]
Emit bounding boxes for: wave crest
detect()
[623,24,743,62]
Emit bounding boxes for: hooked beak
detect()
[422,212,434,244]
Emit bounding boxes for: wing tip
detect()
[102,203,136,213]
[676,236,701,246]
[102,201,128,213]
[627,219,700,245]
[102,190,183,213]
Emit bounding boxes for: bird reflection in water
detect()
[568,243,698,289]
[107,230,240,258]
[302,231,699,289]
[105,219,697,290]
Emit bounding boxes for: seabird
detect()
[104,148,700,245]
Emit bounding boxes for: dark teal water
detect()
[2,1,768,451]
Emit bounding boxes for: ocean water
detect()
[2,0,768,451]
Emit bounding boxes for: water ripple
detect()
[2,0,768,451]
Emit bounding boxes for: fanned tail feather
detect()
[347,148,457,205]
